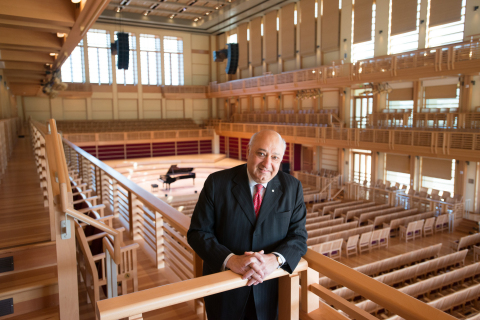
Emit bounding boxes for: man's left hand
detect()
[244,251,279,285]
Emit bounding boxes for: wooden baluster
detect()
[112,180,120,217]
[279,274,300,320]
[155,211,165,269]
[300,268,319,314]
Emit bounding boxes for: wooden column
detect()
[412,81,422,127]
[338,89,345,122]
[460,75,473,113]
[371,151,378,186]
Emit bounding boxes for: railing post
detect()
[278,274,300,320]
[155,211,165,269]
[300,268,319,314]
[105,249,118,298]
[112,180,120,217]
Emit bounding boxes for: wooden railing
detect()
[0,118,20,182]
[30,119,127,319]
[214,122,480,162]
[62,129,197,280]
[209,36,480,97]
[233,111,337,126]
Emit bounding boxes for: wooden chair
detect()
[379,228,391,249]
[370,229,382,250]
[435,214,449,233]
[474,246,480,262]
[424,217,435,237]
[414,219,425,239]
[400,221,416,242]
[319,242,333,257]
[344,234,359,258]
[330,239,343,260]
[359,231,372,254]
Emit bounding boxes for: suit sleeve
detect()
[187,174,232,272]
[272,180,308,274]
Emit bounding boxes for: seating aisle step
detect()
[0,242,58,319]
[6,306,59,320]
[456,218,479,234]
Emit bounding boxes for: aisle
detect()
[0,134,51,249]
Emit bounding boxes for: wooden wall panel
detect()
[353,0,373,44]
[238,23,249,69]
[300,0,316,56]
[250,17,263,67]
[281,3,296,60]
[264,10,278,63]
[321,0,340,52]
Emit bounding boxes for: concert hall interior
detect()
[1,0,480,319]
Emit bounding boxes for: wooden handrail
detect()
[97,258,308,320]
[62,137,191,235]
[303,249,456,320]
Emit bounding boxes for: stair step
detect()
[0,266,58,319]
[0,241,56,276]
[7,306,59,320]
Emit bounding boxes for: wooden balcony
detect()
[209,37,480,97]
[213,122,480,162]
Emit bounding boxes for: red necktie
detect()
[253,184,263,218]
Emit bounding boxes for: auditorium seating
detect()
[385,211,436,237]
[450,233,480,252]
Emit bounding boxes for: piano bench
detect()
[151,184,159,192]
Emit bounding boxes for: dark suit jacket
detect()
[187,164,308,320]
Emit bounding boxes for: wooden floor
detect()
[0,135,51,250]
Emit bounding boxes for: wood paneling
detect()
[353,0,373,44]
[250,17,263,67]
[300,0,316,56]
[321,0,340,52]
[281,3,296,60]
[238,23,249,69]
[264,10,278,63]
[391,0,418,36]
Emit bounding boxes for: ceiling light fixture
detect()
[144,10,150,15]
[215,6,219,9]
[49,53,56,56]
[194,18,198,21]
[170,14,176,18]
[57,33,66,38]
[71,0,81,3]
[116,7,122,12]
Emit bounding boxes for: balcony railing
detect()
[209,36,480,97]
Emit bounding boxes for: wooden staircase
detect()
[0,242,59,319]
[455,218,479,234]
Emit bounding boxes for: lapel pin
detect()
[272,189,274,192]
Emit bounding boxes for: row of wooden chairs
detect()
[385,211,437,236]
[57,119,199,133]
[319,243,443,289]
[332,250,468,301]
[450,233,480,252]
[331,202,375,219]
[306,225,374,246]
[305,217,343,230]
[307,221,358,238]
[310,239,343,260]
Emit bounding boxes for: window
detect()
[422,159,456,195]
[61,40,85,83]
[164,36,184,86]
[425,87,460,109]
[426,0,466,48]
[386,171,410,187]
[115,32,137,85]
[140,34,161,86]
[352,150,372,185]
[228,33,237,43]
[351,2,376,62]
[87,29,112,84]
[389,0,421,54]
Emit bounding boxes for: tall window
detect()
[115,32,137,85]
[388,0,421,54]
[426,0,466,48]
[422,159,456,195]
[425,87,460,109]
[351,1,376,62]
[352,150,372,185]
[88,29,112,84]
[61,40,85,83]
[228,33,238,43]
[386,171,410,187]
[140,34,161,86]
[164,36,184,86]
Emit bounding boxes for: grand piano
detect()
[159,165,195,190]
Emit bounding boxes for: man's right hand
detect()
[226,254,265,286]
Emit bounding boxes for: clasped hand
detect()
[226,250,279,286]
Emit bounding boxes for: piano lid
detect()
[166,164,194,174]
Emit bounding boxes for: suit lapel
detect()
[232,165,256,226]
[255,175,283,230]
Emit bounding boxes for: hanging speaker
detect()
[117,32,129,70]
[225,43,239,75]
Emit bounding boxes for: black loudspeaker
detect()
[225,43,238,75]
[117,32,129,70]
[281,162,290,175]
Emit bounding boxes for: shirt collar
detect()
[246,167,268,190]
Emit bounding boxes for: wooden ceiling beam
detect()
[0,50,53,64]
[1,61,47,72]
[0,0,75,27]
[0,18,71,34]
[54,0,112,70]
[0,27,62,52]
[6,77,43,83]
[107,4,202,16]
[8,83,41,95]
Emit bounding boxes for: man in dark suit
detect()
[187,129,308,320]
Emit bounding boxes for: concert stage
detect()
[104,154,245,203]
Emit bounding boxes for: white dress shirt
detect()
[221,169,286,271]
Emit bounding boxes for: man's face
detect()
[247,131,284,184]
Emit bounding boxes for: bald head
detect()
[246,130,286,184]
